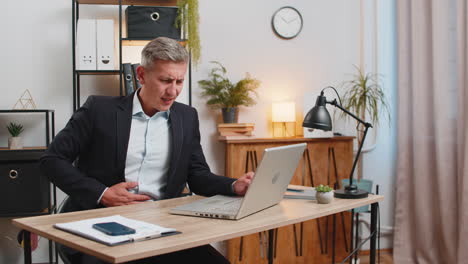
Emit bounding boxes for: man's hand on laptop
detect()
[101,182,151,207]
[233,172,254,196]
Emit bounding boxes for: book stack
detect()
[218,123,255,140]
[284,184,316,200]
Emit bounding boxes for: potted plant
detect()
[199,61,260,123]
[176,0,201,65]
[6,122,24,149]
[340,65,391,180]
[315,184,334,204]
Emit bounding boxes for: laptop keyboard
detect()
[204,198,242,214]
[171,195,244,218]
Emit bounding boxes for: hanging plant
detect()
[176,0,201,66]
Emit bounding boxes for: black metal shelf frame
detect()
[0,109,57,264]
[0,110,55,149]
[72,0,192,111]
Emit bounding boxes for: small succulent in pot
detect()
[6,122,24,149]
[7,122,24,137]
[315,184,334,204]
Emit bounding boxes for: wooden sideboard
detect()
[221,136,354,264]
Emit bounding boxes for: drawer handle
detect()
[150,12,160,21]
[9,170,18,179]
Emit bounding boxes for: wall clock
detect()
[272,6,303,39]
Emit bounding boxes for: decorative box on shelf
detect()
[217,123,255,140]
[0,149,49,215]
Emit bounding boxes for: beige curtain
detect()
[394,0,468,263]
[456,0,468,262]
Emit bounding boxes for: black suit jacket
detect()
[40,94,235,211]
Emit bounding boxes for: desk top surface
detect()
[13,194,383,263]
[221,136,354,144]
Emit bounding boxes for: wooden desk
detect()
[13,194,383,264]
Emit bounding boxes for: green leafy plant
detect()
[199,61,260,109]
[340,65,390,127]
[340,65,391,180]
[315,184,333,193]
[6,122,24,137]
[176,0,201,65]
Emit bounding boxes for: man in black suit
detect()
[40,37,253,264]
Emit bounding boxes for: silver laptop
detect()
[170,143,306,220]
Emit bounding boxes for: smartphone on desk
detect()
[92,222,136,236]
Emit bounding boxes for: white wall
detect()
[0,0,396,262]
[194,0,361,172]
[0,1,72,263]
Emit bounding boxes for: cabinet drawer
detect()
[0,161,49,215]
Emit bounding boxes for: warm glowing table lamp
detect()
[272,102,296,137]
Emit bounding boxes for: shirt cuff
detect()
[231,180,237,195]
[97,187,109,205]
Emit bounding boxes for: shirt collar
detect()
[132,89,170,119]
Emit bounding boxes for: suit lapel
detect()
[166,105,184,192]
[115,93,134,181]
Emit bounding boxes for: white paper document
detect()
[54,215,178,246]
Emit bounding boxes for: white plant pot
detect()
[8,137,23,150]
[316,191,334,204]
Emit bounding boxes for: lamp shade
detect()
[272,102,296,122]
[302,94,332,131]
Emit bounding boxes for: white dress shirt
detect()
[97,92,171,203]
[124,91,172,199]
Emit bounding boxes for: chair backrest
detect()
[57,196,70,214]
[341,179,373,213]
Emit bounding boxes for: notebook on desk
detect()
[170,143,306,220]
[54,215,180,246]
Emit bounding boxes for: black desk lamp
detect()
[303,87,372,199]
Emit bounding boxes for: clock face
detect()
[272,6,303,39]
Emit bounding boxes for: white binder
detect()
[96,19,115,70]
[76,19,96,70]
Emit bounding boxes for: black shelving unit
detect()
[0,110,55,148]
[0,109,57,264]
[71,0,192,111]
